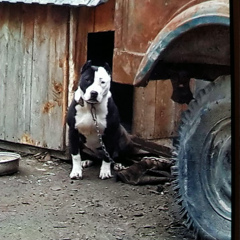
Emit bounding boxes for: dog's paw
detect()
[70,166,83,180]
[81,160,94,168]
[113,163,128,171]
[99,161,113,179]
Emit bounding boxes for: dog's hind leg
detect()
[81,160,94,168]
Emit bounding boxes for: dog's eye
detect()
[83,77,90,82]
[100,79,105,84]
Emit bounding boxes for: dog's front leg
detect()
[99,160,112,179]
[70,153,83,179]
[69,128,83,179]
[99,136,115,179]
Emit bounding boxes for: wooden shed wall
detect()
[133,81,189,139]
[0,0,116,151]
[0,3,69,150]
[0,0,191,153]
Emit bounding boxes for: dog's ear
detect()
[81,60,92,73]
[104,62,112,75]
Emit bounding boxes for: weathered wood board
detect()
[0,3,68,150]
[132,80,188,139]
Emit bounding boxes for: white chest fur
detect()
[74,99,108,151]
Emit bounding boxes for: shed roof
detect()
[0,0,108,7]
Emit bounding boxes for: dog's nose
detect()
[90,91,98,99]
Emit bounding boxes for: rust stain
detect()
[22,4,35,50]
[21,133,35,145]
[52,81,63,107]
[42,101,56,113]
[59,58,64,68]
[55,99,63,107]
[53,81,63,93]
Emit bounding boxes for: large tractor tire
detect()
[172,76,231,239]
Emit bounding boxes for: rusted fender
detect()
[134,0,230,87]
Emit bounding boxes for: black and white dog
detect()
[67,60,134,180]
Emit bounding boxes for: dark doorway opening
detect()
[87,31,114,68]
[87,31,133,132]
[111,82,133,132]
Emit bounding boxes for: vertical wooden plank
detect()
[46,5,69,150]
[68,6,90,100]
[29,4,49,147]
[67,8,78,148]
[18,4,35,144]
[3,4,22,143]
[70,6,91,94]
[133,79,187,140]
[0,3,10,141]
[69,7,93,95]
[78,7,92,67]
[68,8,78,105]
[30,5,69,150]
[154,80,176,138]
[132,81,156,139]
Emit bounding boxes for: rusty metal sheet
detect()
[133,0,230,86]
[0,0,108,7]
[113,0,207,85]
[115,0,195,53]
[112,49,144,84]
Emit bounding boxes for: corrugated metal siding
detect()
[0,0,108,6]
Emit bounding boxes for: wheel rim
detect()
[201,117,231,221]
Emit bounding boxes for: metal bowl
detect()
[0,152,21,176]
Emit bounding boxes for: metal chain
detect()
[91,104,115,164]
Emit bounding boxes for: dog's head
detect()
[74,60,112,104]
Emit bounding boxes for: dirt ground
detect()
[0,152,195,240]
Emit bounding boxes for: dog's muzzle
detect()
[86,91,99,104]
